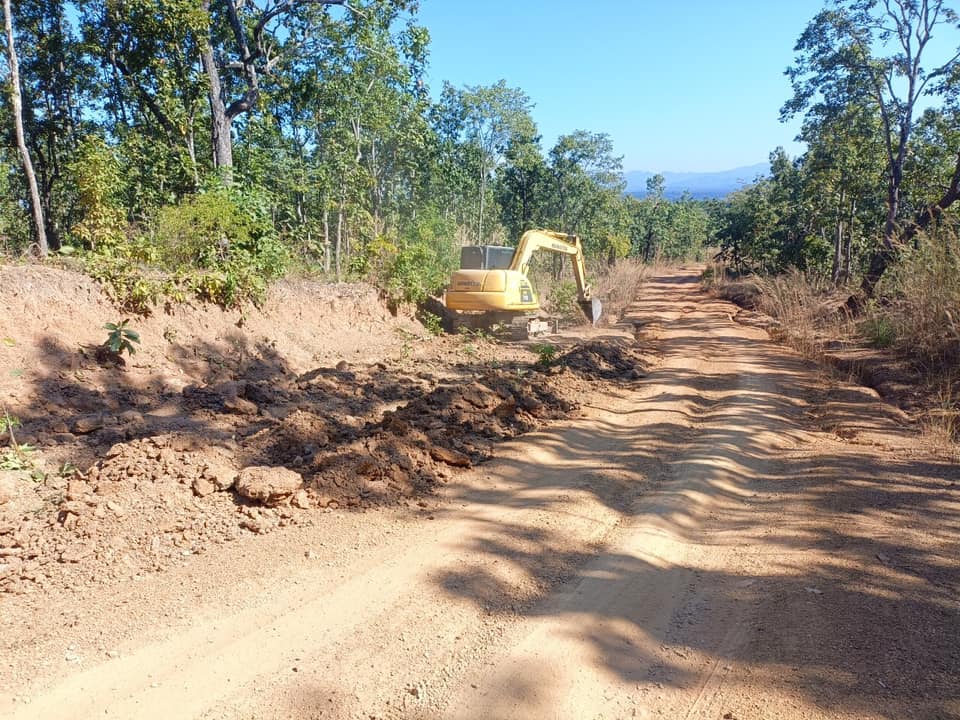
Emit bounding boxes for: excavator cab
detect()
[459,245,515,271]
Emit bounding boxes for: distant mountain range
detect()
[625,163,769,200]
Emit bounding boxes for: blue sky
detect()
[417,1,830,173]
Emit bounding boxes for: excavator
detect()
[443,229,602,336]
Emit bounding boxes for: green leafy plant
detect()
[104,320,141,356]
[0,404,34,472]
[0,445,35,472]
[421,311,444,336]
[546,281,580,318]
[532,342,559,366]
[0,414,21,435]
[532,342,559,365]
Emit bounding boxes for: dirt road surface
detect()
[3,268,958,719]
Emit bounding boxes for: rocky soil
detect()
[0,264,649,596]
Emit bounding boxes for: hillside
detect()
[625,162,769,199]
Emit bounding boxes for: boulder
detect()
[72,414,104,434]
[235,466,303,506]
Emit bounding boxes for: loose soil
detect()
[1,265,957,720]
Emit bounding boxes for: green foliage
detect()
[546,281,580,318]
[151,184,287,308]
[68,136,127,252]
[103,320,141,356]
[420,311,444,336]
[532,343,558,366]
[0,446,35,472]
[0,414,21,435]
[367,210,459,304]
[83,253,163,314]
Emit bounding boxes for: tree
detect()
[438,80,535,243]
[2,0,47,254]
[784,0,960,300]
[198,0,349,174]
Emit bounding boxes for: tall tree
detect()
[2,0,47,254]
[199,0,346,173]
[438,80,535,243]
[784,0,960,300]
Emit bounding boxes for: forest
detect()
[0,0,957,338]
[0,0,711,312]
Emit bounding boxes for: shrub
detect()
[68,137,126,252]
[545,280,579,318]
[151,184,288,308]
[367,210,459,304]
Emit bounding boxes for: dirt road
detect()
[3,268,958,719]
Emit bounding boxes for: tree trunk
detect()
[477,164,486,245]
[335,192,344,282]
[323,202,331,274]
[200,39,233,175]
[3,0,48,256]
[831,190,845,285]
[199,1,233,176]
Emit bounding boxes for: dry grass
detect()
[528,256,648,325]
[705,264,852,361]
[880,227,960,366]
[592,257,648,324]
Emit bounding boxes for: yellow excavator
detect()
[443,229,602,335]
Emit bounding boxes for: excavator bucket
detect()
[580,297,603,325]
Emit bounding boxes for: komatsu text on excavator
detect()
[443,230,602,336]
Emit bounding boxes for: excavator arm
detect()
[510,230,602,323]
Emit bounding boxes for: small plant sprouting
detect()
[421,311,444,337]
[0,403,35,472]
[532,342,559,366]
[0,414,21,435]
[104,320,141,356]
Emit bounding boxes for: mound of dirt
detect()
[558,341,649,379]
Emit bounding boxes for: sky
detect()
[416,1,831,174]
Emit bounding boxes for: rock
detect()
[335,360,349,371]
[65,479,89,501]
[224,396,259,415]
[104,443,125,459]
[0,471,22,505]
[262,404,294,420]
[96,428,126,446]
[118,410,144,425]
[429,446,472,468]
[235,466,303,506]
[291,489,311,509]
[203,463,237,492]
[49,420,70,434]
[72,414,105,434]
[191,476,216,498]
[60,542,94,563]
[356,459,379,477]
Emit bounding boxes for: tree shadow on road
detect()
[420,312,960,719]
